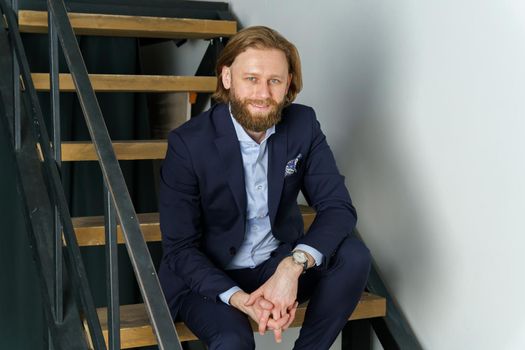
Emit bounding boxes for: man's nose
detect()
[254,81,270,99]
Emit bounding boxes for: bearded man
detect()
[158,26,371,350]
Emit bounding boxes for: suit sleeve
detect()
[297,109,358,259]
[159,131,237,301]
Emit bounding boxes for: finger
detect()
[271,307,282,321]
[258,298,273,310]
[273,327,282,343]
[281,306,288,319]
[245,290,262,306]
[258,309,270,335]
[283,302,298,329]
[282,302,297,330]
[268,313,288,329]
[267,318,278,330]
[277,313,290,328]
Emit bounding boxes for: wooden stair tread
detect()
[31,73,217,93]
[91,293,386,348]
[61,140,167,161]
[73,206,316,247]
[18,10,237,39]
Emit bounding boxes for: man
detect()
[159,26,371,350]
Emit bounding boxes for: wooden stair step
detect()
[31,74,217,93]
[61,140,167,161]
[18,10,237,39]
[90,293,386,348]
[73,206,317,247]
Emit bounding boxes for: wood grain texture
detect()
[73,213,159,246]
[61,140,167,161]
[74,206,317,247]
[31,73,217,93]
[18,10,236,39]
[90,293,386,348]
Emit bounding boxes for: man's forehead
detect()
[230,47,289,73]
[234,46,285,59]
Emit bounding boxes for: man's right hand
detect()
[230,290,292,343]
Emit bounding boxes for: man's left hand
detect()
[245,256,303,323]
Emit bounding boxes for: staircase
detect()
[2,1,387,348]
[74,206,385,348]
[91,294,386,349]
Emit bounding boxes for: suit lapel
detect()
[213,105,247,216]
[268,122,288,226]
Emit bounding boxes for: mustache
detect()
[244,98,278,108]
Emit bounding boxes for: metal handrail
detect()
[10,0,20,150]
[43,0,182,348]
[0,1,105,348]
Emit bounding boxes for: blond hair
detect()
[213,26,302,105]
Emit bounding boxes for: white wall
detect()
[227,0,525,349]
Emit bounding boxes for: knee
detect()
[332,237,371,276]
[209,328,255,350]
[349,238,372,269]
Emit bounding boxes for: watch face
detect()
[293,251,307,264]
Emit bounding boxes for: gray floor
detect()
[254,329,341,349]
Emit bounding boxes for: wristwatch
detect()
[290,250,308,274]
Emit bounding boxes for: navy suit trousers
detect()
[177,236,371,350]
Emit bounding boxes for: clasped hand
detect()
[244,257,303,342]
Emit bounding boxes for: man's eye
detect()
[246,77,257,82]
[270,79,281,85]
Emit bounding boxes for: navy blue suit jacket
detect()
[158,103,357,318]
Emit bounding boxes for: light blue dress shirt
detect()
[219,113,323,305]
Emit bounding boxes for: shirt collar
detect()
[229,104,276,144]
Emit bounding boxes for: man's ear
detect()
[221,66,232,89]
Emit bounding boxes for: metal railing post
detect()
[11,0,20,150]
[104,183,120,350]
[48,3,63,326]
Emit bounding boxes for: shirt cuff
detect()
[294,244,324,266]
[219,286,242,305]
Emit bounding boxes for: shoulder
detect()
[282,103,315,118]
[280,103,319,136]
[281,103,317,126]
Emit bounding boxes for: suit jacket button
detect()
[229,247,236,256]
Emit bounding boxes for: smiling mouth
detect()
[248,100,272,109]
[250,103,269,109]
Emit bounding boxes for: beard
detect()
[229,88,285,133]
